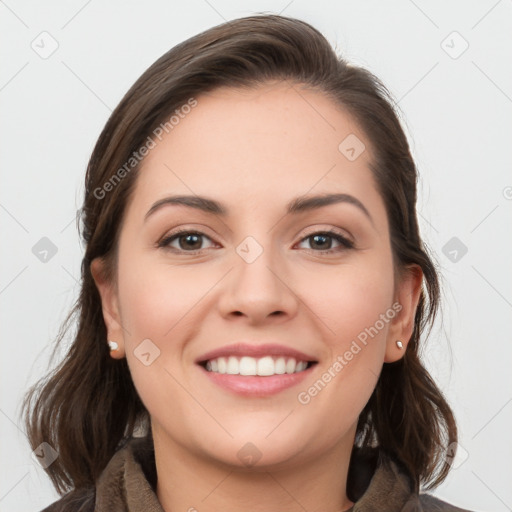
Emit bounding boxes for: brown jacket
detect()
[42,436,474,511]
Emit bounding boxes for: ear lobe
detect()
[384,265,423,363]
[90,258,125,358]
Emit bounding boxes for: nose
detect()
[217,241,300,325]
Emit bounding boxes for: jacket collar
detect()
[94,436,420,511]
[95,436,161,511]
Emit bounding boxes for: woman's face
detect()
[94,82,420,470]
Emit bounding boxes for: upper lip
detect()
[195,343,318,364]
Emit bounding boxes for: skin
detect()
[92,81,422,512]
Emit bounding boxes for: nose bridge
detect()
[220,232,298,321]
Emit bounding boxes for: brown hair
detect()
[22,13,456,496]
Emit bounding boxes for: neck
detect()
[153,425,356,512]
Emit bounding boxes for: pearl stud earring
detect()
[108,340,119,352]
[396,340,403,349]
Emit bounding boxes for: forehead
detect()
[128,82,385,226]
[143,82,370,172]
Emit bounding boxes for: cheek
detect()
[117,258,212,343]
[295,255,394,409]
[115,251,234,408]
[306,257,395,349]
[115,261,203,422]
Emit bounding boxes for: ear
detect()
[90,257,126,359]
[384,264,423,363]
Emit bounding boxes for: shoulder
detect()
[348,446,478,512]
[40,488,95,512]
[419,493,476,512]
[39,436,158,512]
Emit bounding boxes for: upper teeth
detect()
[205,356,308,376]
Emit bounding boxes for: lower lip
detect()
[199,365,315,397]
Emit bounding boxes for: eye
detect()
[157,228,354,255]
[296,230,354,254]
[157,229,216,253]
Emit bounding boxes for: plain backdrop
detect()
[1,1,511,511]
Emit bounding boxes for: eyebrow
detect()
[145,193,373,224]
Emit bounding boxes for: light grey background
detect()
[1,1,511,511]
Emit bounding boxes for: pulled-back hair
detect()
[23,13,456,496]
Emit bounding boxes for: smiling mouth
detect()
[199,356,317,376]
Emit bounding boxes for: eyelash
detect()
[157,228,355,255]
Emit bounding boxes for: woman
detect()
[23,13,474,512]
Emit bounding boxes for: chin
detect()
[188,420,320,471]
